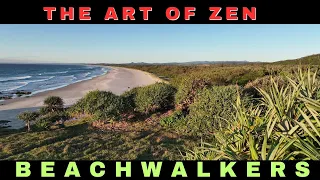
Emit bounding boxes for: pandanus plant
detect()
[184,67,320,160]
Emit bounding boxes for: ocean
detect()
[0,64,109,101]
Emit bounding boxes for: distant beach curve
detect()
[0,66,161,129]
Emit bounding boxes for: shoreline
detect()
[0,66,161,129]
[0,64,109,102]
[0,67,110,108]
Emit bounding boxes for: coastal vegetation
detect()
[1,54,320,160]
[185,69,320,160]
[18,96,69,131]
[17,111,40,132]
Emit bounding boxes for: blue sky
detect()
[0,24,319,64]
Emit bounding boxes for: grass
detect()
[0,118,197,160]
[1,57,320,161]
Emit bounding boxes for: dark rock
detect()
[0,96,12,100]
[0,120,11,129]
[12,90,32,95]
[0,120,10,124]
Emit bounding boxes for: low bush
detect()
[231,70,266,86]
[34,116,53,131]
[67,99,86,117]
[17,111,40,132]
[70,90,125,121]
[160,110,185,128]
[34,111,69,131]
[133,83,176,114]
[243,75,286,98]
[184,85,238,135]
[120,87,139,113]
[42,96,64,113]
[174,75,212,111]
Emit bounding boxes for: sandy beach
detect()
[0,66,162,129]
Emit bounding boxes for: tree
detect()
[43,96,64,113]
[17,111,40,132]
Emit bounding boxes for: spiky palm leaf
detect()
[183,67,320,160]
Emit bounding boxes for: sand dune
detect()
[0,66,161,129]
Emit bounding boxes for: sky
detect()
[0,24,320,64]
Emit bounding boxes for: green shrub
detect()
[174,75,212,111]
[34,111,69,131]
[67,99,86,117]
[70,90,124,121]
[184,85,238,135]
[17,111,40,132]
[120,87,139,113]
[39,107,50,115]
[133,83,176,114]
[231,70,265,86]
[160,110,184,128]
[40,112,62,123]
[243,75,286,98]
[42,96,64,113]
[34,116,52,131]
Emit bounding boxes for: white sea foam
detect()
[1,76,56,92]
[84,72,92,77]
[30,84,70,95]
[1,66,109,98]
[43,71,68,75]
[2,82,29,91]
[25,76,55,83]
[0,76,32,82]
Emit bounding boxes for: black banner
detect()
[0,0,319,24]
[0,160,318,179]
